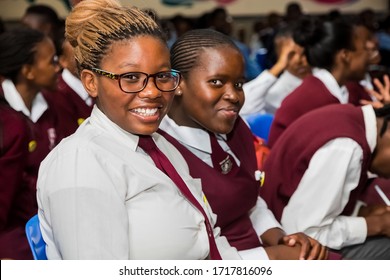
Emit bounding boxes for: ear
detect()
[339,49,351,64]
[21,64,35,81]
[175,80,187,96]
[80,69,98,98]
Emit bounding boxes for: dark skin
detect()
[169,45,328,260]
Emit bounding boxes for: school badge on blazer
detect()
[219,155,233,174]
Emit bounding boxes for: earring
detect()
[177,88,182,95]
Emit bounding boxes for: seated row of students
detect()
[34,0,331,260]
[1,0,388,260]
[245,17,390,259]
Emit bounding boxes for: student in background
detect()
[160,29,330,260]
[37,0,244,260]
[21,4,64,56]
[261,103,390,259]
[0,96,34,259]
[268,17,371,147]
[240,25,311,116]
[0,27,61,221]
[44,38,94,137]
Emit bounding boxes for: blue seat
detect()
[245,113,274,143]
[25,214,47,260]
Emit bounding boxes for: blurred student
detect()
[44,39,94,137]
[268,18,371,147]
[0,96,34,259]
[261,103,390,259]
[241,25,311,116]
[0,27,61,209]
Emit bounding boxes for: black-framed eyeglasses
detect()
[91,68,181,93]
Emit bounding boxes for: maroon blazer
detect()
[268,75,340,148]
[43,75,93,138]
[160,118,262,250]
[346,81,372,106]
[0,100,34,259]
[261,104,372,222]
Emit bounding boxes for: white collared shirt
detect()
[37,106,241,260]
[62,69,93,106]
[265,70,303,114]
[312,68,349,104]
[240,70,278,117]
[281,105,377,249]
[2,79,48,123]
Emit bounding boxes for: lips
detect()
[131,107,159,117]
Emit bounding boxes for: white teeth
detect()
[132,108,158,116]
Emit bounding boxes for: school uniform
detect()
[43,69,93,138]
[0,100,34,259]
[264,70,303,114]
[268,68,349,148]
[1,79,61,176]
[160,116,282,260]
[240,70,278,117]
[37,106,241,260]
[261,104,390,259]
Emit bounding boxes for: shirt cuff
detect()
[339,216,367,246]
[238,247,269,260]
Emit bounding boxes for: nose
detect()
[223,85,241,104]
[138,77,161,99]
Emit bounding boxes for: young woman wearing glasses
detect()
[36,0,242,260]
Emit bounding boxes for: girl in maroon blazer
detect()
[0,97,34,259]
[43,39,94,138]
[268,18,371,147]
[160,29,330,260]
[0,27,60,259]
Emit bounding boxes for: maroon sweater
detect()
[261,104,372,222]
[160,118,262,250]
[0,100,34,259]
[268,75,340,148]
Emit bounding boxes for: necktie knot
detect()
[138,136,157,152]
[208,132,237,175]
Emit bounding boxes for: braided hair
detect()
[170,28,239,79]
[65,0,165,74]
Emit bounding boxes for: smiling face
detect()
[172,46,245,134]
[83,36,174,135]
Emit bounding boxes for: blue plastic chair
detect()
[25,214,47,260]
[245,113,274,143]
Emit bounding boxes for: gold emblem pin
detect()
[28,140,37,152]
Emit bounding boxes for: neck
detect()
[15,83,39,111]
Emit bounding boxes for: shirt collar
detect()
[1,79,48,123]
[89,105,139,152]
[312,68,349,104]
[62,69,92,106]
[160,116,227,154]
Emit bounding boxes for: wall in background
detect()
[0,0,388,21]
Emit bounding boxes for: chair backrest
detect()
[25,214,47,260]
[245,113,274,143]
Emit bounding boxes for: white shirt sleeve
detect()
[240,70,277,117]
[250,197,282,237]
[281,138,368,250]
